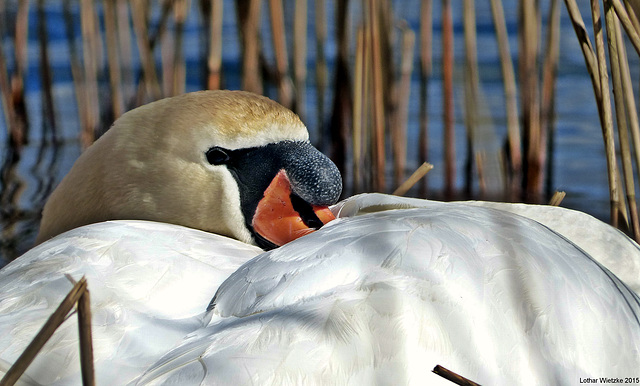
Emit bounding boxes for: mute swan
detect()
[1,91,639,385]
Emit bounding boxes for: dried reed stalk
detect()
[353,27,366,193]
[611,0,640,55]
[590,0,622,227]
[116,0,134,104]
[80,0,101,147]
[103,0,124,118]
[606,10,640,240]
[328,0,351,182]
[361,23,373,192]
[490,0,522,199]
[549,190,566,206]
[392,26,415,187]
[476,152,486,198]
[393,162,434,196]
[377,0,394,111]
[0,33,11,138]
[131,0,163,102]
[0,3,17,144]
[442,0,455,198]
[0,278,89,386]
[369,0,386,192]
[432,364,481,386]
[161,17,175,96]
[419,0,432,196]
[519,0,543,199]
[294,0,307,118]
[236,0,263,94]
[63,0,89,146]
[315,0,327,146]
[624,1,640,35]
[3,0,30,148]
[618,13,640,188]
[37,0,56,137]
[172,0,189,96]
[77,285,95,386]
[207,0,223,90]
[463,0,479,196]
[541,0,560,198]
[268,0,293,108]
[563,0,602,99]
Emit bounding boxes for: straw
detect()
[236,0,263,94]
[490,0,522,199]
[268,0,293,108]
[591,0,621,227]
[103,0,124,118]
[606,10,640,240]
[393,162,434,196]
[541,0,561,198]
[369,0,386,192]
[80,0,101,147]
[315,0,327,147]
[294,0,307,118]
[392,26,415,187]
[131,0,163,102]
[442,0,455,199]
[0,278,89,386]
[419,0,432,196]
[463,0,479,196]
[548,191,566,206]
[353,27,366,193]
[432,364,481,386]
[206,0,223,90]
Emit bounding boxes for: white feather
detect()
[131,196,640,385]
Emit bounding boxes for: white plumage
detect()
[2,195,640,385]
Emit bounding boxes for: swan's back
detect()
[136,200,640,385]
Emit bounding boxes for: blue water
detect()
[0,0,625,263]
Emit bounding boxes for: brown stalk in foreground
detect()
[0,277,93,386]
[432,364,481,386]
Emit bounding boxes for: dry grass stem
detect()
[368,0,386,192]
[606,14,640,240]
[207,0,224,90]
[80,0,101,148]
[0,278,88,386]
[353,27,365,193]
[591,0,621,227]
[294,0,307,118]
[393,162,434,196]
[540,0,560,199]
[131,1,163,102]
[463,0,479,196]
[442,0,455,199]
[432,364,481,386]
[418,0,432,195]
[392,26,415,187]
[237,0,263,94]
[268,0,293,108]
[314,0,327,145]
[490,0,522,198]
[77,287,95,386]
[103,0,124,118]
[549,191,566,206]
[171,0,189,96]
[611,0,640,55]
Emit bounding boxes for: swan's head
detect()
[36,90,342,249]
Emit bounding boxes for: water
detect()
[0,1,626,263]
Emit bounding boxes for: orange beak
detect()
[252,170,336,247]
